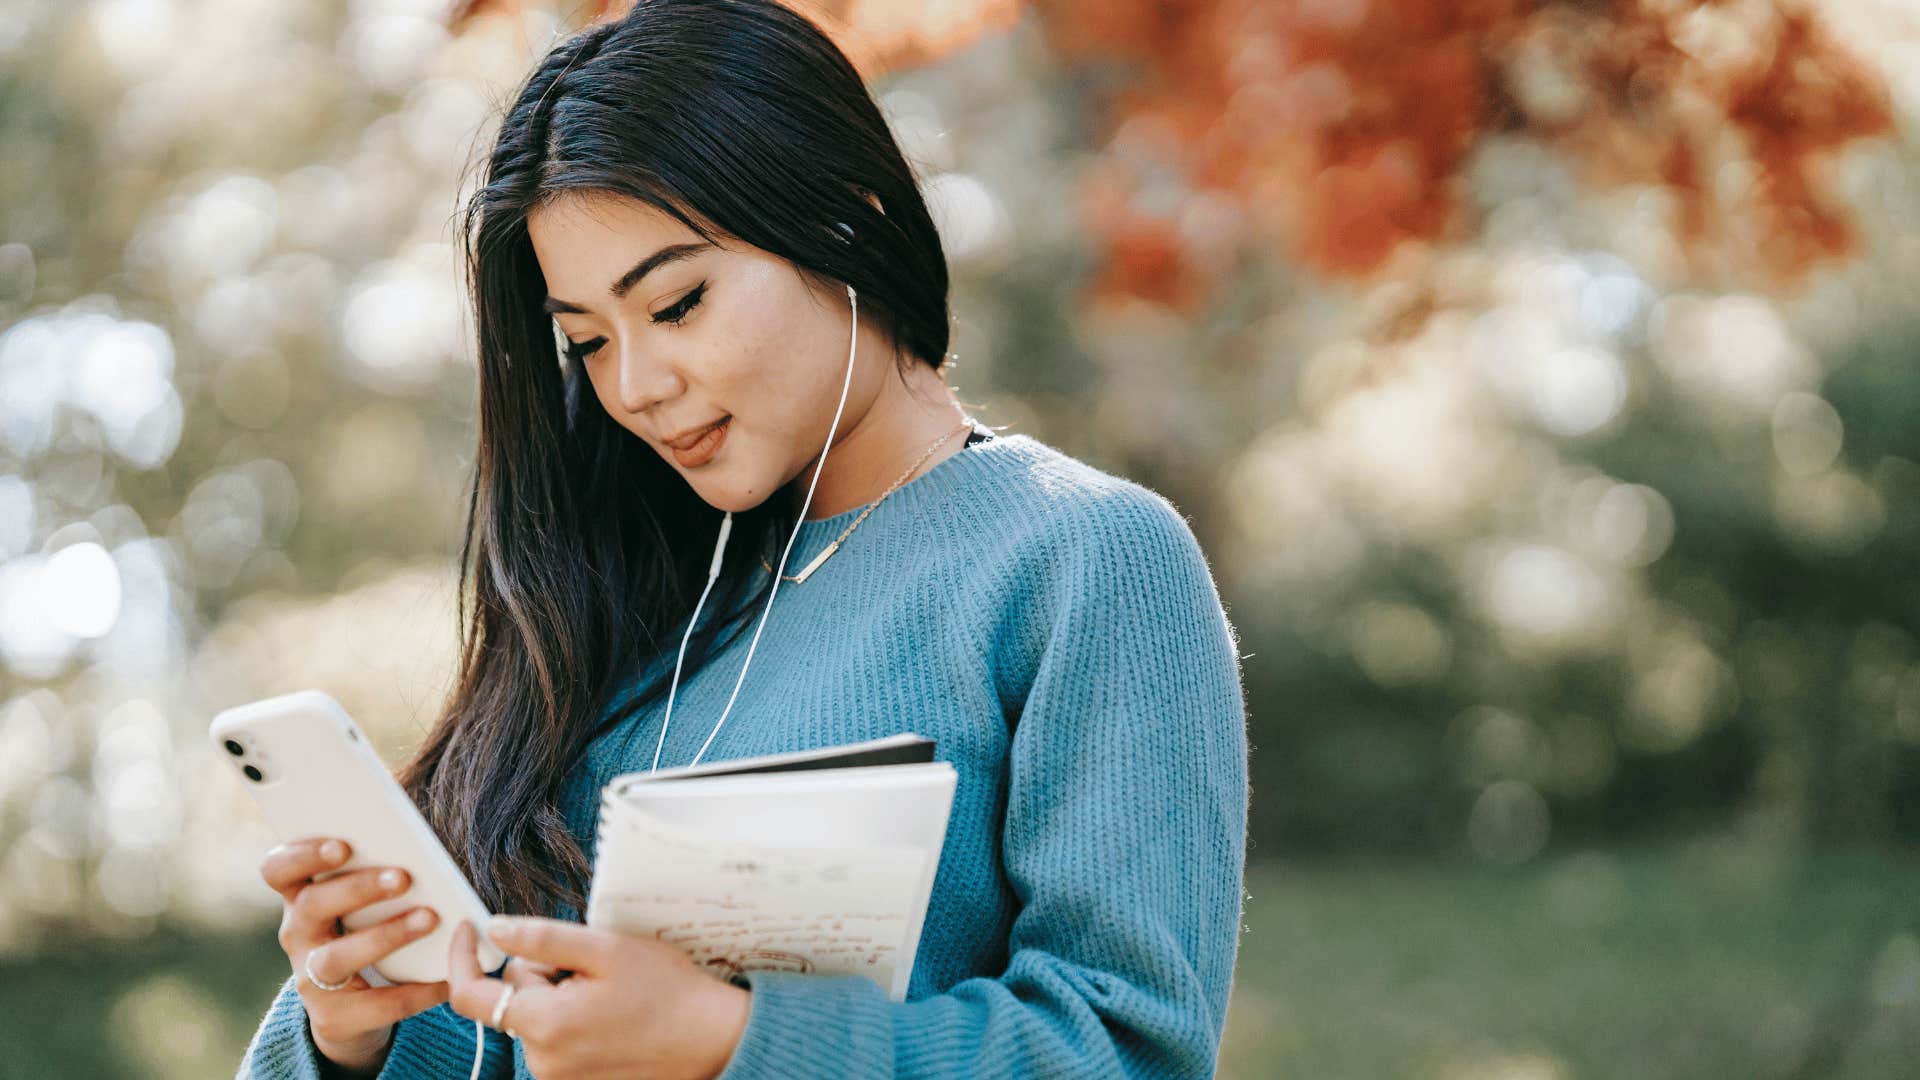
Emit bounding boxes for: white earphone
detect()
[648,281,861,773]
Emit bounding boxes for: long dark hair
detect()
[396,0,953,919]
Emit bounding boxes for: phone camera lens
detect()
[243,764,263,782]
[224,739,245,756]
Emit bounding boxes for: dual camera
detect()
[222,724,361,782]
[221,736,266,782]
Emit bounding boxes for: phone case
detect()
[208,689,507,983]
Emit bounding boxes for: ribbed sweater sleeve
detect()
[236,973,513,1078]
[712,486,1250,1079]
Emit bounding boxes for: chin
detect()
[695,480,775,516]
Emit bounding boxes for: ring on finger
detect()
[489,982,517,1033]
[305,949,353,992]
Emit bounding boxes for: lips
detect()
[664,417,729,450]
[670,416,730,468]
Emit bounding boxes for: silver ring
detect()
[305,949,353,992]
[489,982,518,1031]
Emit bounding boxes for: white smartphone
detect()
[208,689,506,984]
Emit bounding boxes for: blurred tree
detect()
[1044,0,1895,308]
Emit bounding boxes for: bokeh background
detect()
[3,0,1919,1076]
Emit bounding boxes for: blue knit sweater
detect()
[237,430,1249,1078]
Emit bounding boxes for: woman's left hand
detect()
[447,917,750,1080]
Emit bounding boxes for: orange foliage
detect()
[1049,0,1517,309]
[1041,0,1894,308]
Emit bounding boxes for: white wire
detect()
[650,284,860,775]
[471,1018,486,1080]
[649,544,727,774]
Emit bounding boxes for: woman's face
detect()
[526,190,891,515]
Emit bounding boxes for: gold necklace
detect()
[758,418,977,584]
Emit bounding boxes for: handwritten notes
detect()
[586,799,929,998]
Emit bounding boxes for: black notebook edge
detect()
[663,736,936,780]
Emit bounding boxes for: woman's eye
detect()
[652,281,706,326]
[560,283,704,363]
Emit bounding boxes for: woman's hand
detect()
[259,836,450,1074]
[446,917,751,1080]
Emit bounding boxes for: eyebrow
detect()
[542,241,712,315]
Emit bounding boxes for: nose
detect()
[615,337,681,416]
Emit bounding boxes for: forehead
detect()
[526,191,695,257]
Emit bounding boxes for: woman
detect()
[238,1,1248,1077]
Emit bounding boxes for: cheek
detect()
[703,335,800,428]
[713,277,829,394]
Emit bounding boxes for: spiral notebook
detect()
[584,733,956,1001]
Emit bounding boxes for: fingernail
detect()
[407,908,435,931]
[379,869,404,890]
[321,840,345,863]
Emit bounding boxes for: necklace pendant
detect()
[792,541,838,583]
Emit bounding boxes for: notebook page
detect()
[586,801,929,1000]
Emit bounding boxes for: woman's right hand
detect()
[261,837,451,1075]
